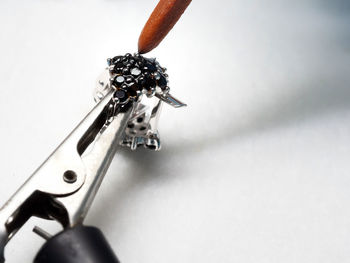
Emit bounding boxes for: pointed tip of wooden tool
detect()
[138,36,151,54]
[138,0,192,54]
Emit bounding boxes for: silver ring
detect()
[94,53,186,151]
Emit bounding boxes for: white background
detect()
[0,0,350,262]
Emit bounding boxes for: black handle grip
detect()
[34,225,120,263]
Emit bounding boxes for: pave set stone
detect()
[107,53,169,103]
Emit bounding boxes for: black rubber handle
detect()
[34,225,119,263]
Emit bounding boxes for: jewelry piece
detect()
[95,53,186,150]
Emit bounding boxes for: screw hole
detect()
[63,170,77,183]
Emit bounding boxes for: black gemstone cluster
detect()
[108,53,169,103]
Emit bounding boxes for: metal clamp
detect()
[0,53,186,262]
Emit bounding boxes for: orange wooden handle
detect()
[138,0,192,54]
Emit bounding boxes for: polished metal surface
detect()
[55,99,132,225]
[0,90,132,261]
[121,97,163,150]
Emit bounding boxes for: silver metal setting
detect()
[95,63,186,151]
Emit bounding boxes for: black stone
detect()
[128,82,140,92]
[143,71,150,78]
[113,62,124,73]
[127,88,138,98]
[122,67,130,75]
[111,56,123,64]
[125,76,134,84]
[108,53,169,101]
[142,76,156,90]
[113,75,125,87]
[136,59,145,67]
[138,76,146,86]
[157,74,167,89]
[143,62,157,73]
[131,68,141,76]
[114,90,128,103]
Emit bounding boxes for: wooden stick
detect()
[138,0,192,54]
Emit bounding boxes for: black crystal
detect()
[143,62,157,73]
[111,56,123,64]
[157,74,167,90]
[114,90,128,103]
[109,53,168,101]
[113,75,125,87]
[113,62,124,74]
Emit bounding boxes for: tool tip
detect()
[138,0,192,54]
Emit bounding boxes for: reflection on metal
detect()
[0,53,186,262]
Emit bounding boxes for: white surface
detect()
[0,0,350,262]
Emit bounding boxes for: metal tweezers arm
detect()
[0,91,133,260]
